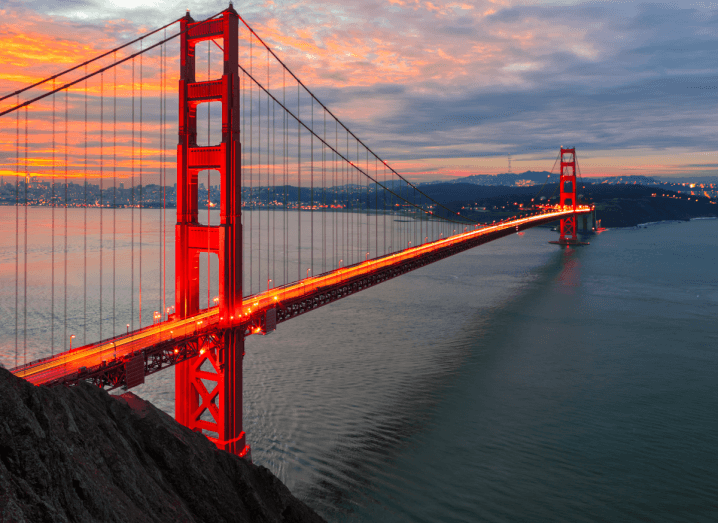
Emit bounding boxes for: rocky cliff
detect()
[0,367,325,523]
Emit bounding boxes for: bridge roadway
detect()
[11,206,591,389]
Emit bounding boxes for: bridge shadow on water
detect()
[291,238,583,521]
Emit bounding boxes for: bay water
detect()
[1,210,716,521]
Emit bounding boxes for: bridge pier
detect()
[174,7,249,459]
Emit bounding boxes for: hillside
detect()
[0,367,325,523]
[415,182,718,228]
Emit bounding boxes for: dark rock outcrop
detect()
[0,367,325,523]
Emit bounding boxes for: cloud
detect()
[3,0,718,182]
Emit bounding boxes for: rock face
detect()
[0,367,325,523]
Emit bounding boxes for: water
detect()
[2,212,717,521]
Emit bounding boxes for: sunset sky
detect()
[2,0,718,182]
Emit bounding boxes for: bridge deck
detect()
[11,207,590,389]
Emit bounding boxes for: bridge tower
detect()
[174,7,249,458]
[557,147,579,245]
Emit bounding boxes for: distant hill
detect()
[413,183,541,203]
[419,181,717,228]
[420,171,552,187]
[420,173,664,188]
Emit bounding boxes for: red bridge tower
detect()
[559,147,577,243]
[174,7,249,458]
[550,147,589,246]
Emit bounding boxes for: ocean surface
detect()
[2,211,717,522]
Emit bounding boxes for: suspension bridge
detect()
[1,6,592,459]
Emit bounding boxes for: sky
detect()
[2,0,718,182]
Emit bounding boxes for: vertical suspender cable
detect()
[322,111,327,273]
[383,163,386,255]
[297,81,301,281]
[271,55,276,289]
[159,41,163,318]
[258,43,261,292]
[268,51,273,290]
[283,69,287,288]
[241,70,246,294]
[131,59,135,330]
[139,46,143,328]
[51,81,56,355]
[83,67,88,344]
[358,144,361,260]
[342,129,352,266]
[162,33,167,319]
[64,90,68,352]
[334,120,337,268]
[113,52,117,336]
[310,98,314,276]
[15,95,19,367]
[249,34,253,294]
[24,106,28,365]
[375,157,378,257]
[342,133,352,266]
[99,72,104,341]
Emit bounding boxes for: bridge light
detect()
[70,334,75,350]
[174,348,179,354]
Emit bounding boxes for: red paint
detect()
[559,147,578,242]
[174,7,248,459]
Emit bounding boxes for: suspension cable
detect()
[0,18,182,103]
[238,63,472,226]
[0,10,225,118]
[235,13,471,225]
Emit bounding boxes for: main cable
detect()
[235,12,471,225]
[0,18,181,103]
[0,10,226,118]
[238,64,472,226]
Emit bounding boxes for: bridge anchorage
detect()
[549,147,592,246]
